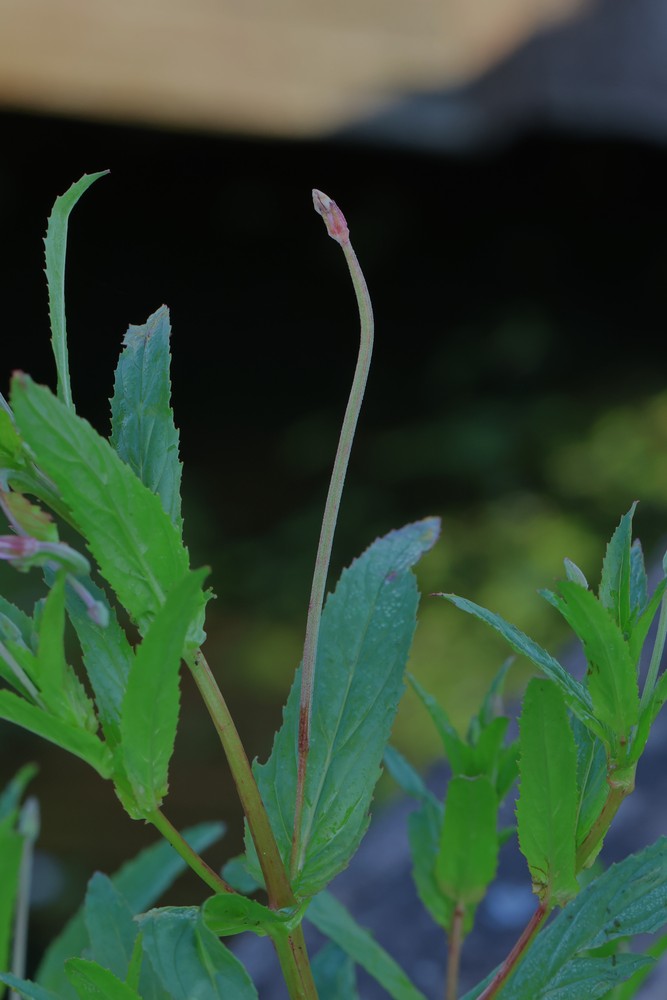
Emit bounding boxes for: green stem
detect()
[10,797,40,1000]
[147,807,235,895]
[187,650,295,909]
[185,651,319,998]
[639,589,667,715]
[575,777,633,871]
[476,901,549,1000]
[291,191,374,878]
[271,926,319,1000]
[446,906,464,1000]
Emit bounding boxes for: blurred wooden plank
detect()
[0,0,588,136]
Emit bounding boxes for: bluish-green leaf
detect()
[119,568,209,813]
[64,960,141,1000]
[10,375,207,645]
[312,942,359,1000]
[408,673,470,774]
[438,594,599,736]
[436,776,499,934]
[248,518,440,897]
[571,716,608,851]
[36,822,225,995]
[0,975,60,1000]
[516,679,579,906]
[83,875,137,980]
[628,577,667,669]
[64,578,133,748]
[306,891,427,1000]
[408,798,450,929]
[44,172,108,410]
[629,538,649,622]
[0,764,38,823]
[598,504,637,636]
[467,657,514,742]
[382,745,438,807]
[0,690,112,776]
[599,932,667,999]
[139,907,258,999]
[110,306,182,530]
[504,836,667,998]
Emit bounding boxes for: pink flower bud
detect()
[312,190,350,246]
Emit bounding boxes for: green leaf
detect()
[0,690,112,776]
[501,837,667,998]
[44,172,109,410]
[32,574,98,732]
[83,874,137,980]
[248,518,440,897]
[627,577,667,668]
[629,538,649,621]
[110,306,183,530]
[65,960,141,1000]
[598,504,637,636]
[312,942,359,1000]
[119,569,209,813]
[467,657,514,742]
[436,776,499,935]
[516,678,579,906]
[547,581,639,749]
[438,594,600,736]
[306,891,427,1000]
[138,907,258,999]
[35,822,225,995]
[0,409,24,469]
[220,856,261,895]
[1,490,58,542]
[203,891,303,937]
[10,375,207,644]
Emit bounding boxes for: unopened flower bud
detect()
[312,190,349,246]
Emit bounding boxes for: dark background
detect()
[2,91,667,977]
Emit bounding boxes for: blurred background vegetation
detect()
[1,0,667,973]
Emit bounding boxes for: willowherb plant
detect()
[0,174,667,1000]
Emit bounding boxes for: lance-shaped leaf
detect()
[408,673,470,775]
[312,943,359,1000]
[571,716,608,851]
[44,171,108,411]
[110,306,182,530]
[247,518,440,897]
[437,594,600,737]
[306,891,427,1000]
[119,568,208,814]
[83,875,137,981]
[0,976,60,1000]
[500,837,667,999]
[0,691,112,777]
[516,678,579,907]
[138,907,258,999]
[64,960,141,1000]
[10,375,207,645]
[544,581,639,750]
[436,775,499,936]
[598,503,637,635]
[30,573,98,732]
[0,409,24,470]
[64,578,133,749]
[36,822,225,997]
